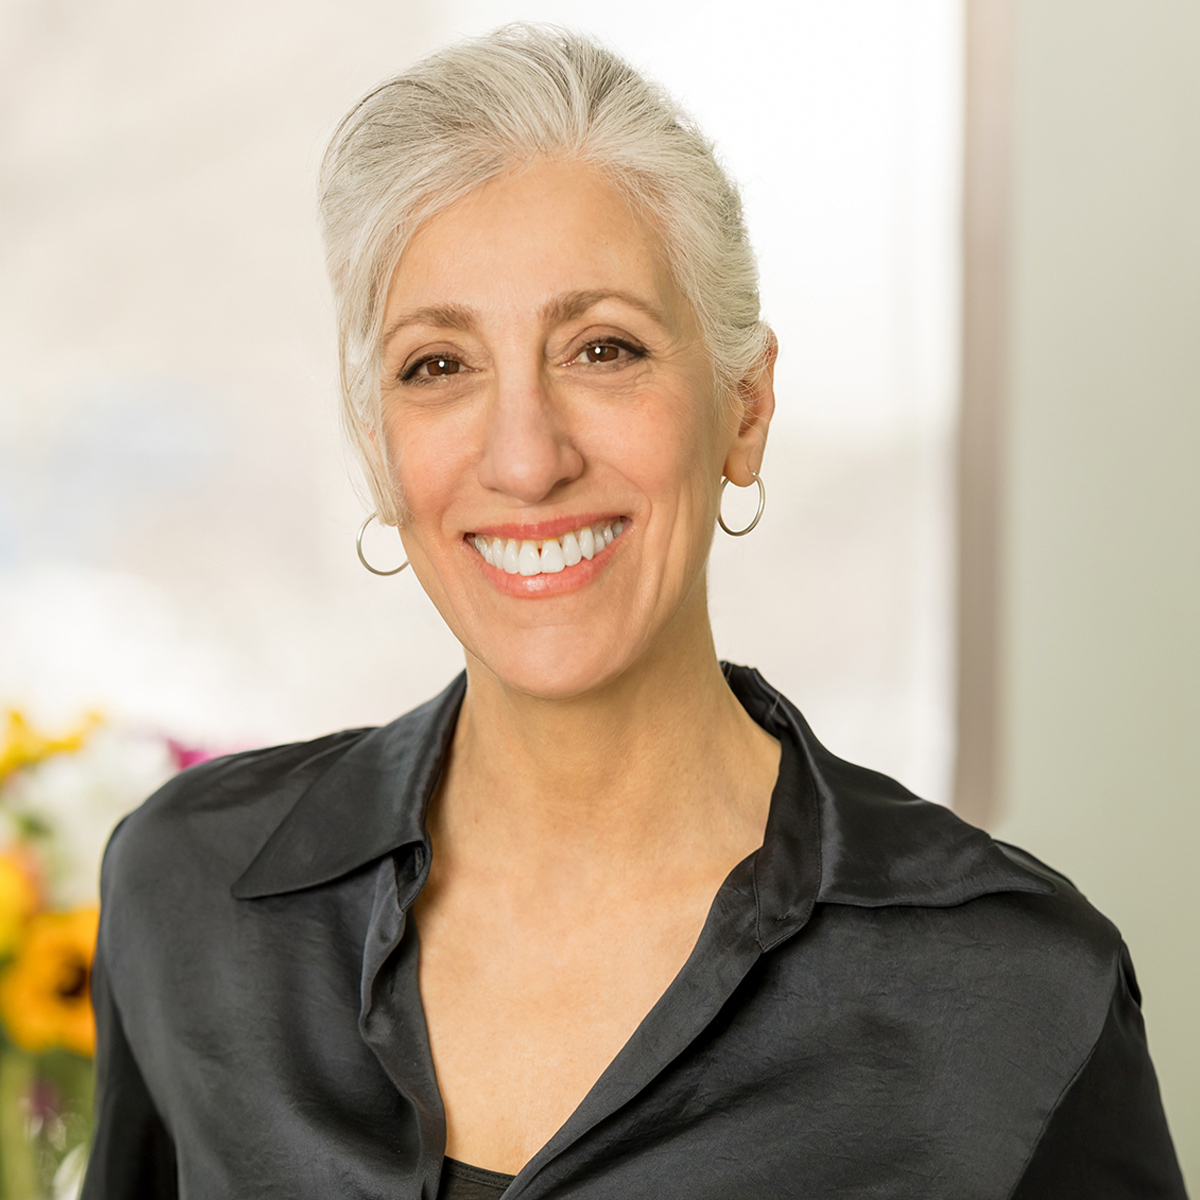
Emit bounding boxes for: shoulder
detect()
[788,713,1127,1011]
[800,774,1130,1096]
[942,836,1125,996]
[101,672,467,917]
[827,762,1124,991]
[980,838,1127,1003]
[734,664,1129,1000]
[816,777,1128,1052]
[100,727,374,908]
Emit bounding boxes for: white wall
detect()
[0,1,959,800]
[996,0,1200,1178]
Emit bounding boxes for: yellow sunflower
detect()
[0,907,100,1057]
[0,845,41,958]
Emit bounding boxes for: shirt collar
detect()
[727,665,1055,950]
[232,666,1053,925]
[231,674,464,900]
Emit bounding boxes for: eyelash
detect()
[401,354,462,383]
[399,338,647,384]
[571,338,646,367]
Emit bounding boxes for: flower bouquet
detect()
[0,712,194,1199]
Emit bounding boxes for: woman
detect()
[83,26,1186,1200]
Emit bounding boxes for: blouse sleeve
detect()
[81,937,179,1199]
[1009,944,1188,1199]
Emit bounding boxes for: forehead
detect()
[384,159,680,325]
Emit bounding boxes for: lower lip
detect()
[464,532,626,597]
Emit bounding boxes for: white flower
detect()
[4,727,175,906]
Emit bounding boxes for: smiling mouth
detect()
[468,519,626,577]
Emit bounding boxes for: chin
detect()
[474,632,635,702]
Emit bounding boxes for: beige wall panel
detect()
[997,0,1200,1178]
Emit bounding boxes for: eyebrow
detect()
[382,303,477,345]
[381,289,671,346]
[539,289,670,328]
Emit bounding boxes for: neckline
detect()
[443,1156,517,1186]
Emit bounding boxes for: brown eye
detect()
[584,343,620,364]
[403,355,463,382]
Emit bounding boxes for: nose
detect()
[476,371,584,503]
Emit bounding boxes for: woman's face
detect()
[379,159,772,700]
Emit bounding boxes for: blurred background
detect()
[0,0,1195,1191]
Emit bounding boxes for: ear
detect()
[722,331,777,485]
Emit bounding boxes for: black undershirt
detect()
[437,1157,516,1199]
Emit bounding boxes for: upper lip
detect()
[466,513,627,541]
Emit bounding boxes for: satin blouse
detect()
[82,665,1187,1198]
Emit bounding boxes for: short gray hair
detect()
[318,23,771,526]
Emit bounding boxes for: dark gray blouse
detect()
[439,1158,514,1199]
[83,665,1187,1199]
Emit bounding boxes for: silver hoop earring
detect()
[718,472,766,537]
[356,513,409,576]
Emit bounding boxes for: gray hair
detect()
[318,23,771,526]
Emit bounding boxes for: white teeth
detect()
[472,520,624,574]
[540,538,566,573]
[518,540,541,575]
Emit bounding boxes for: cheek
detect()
[616,390,725,512]
[384,409,472,530]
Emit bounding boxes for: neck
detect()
[435,587,779,878]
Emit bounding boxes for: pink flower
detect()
[166,739,222,771]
